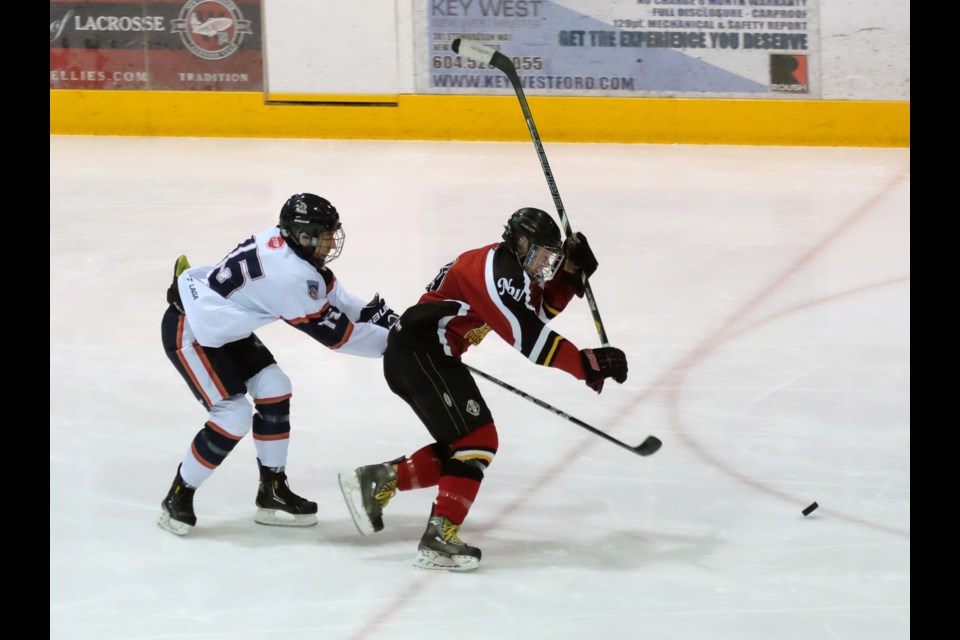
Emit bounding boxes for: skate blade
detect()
[337,471,376,536]
[157,511,191,536]
[412,549,479,572]
[254,509,318,527]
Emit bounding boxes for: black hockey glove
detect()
[562,232,598,279]
[359,293,399,330]
[167,279,184,314]
[580,347,628,394]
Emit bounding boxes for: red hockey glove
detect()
[580,347,628,394]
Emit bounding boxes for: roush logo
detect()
[770,54,809,94]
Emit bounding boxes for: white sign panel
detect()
[420,0,818,98]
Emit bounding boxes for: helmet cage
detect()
[502,207,564,283]
[522,243,563,284]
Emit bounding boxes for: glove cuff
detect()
[559,268,586,297]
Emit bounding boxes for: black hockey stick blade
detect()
[634,435,662,456]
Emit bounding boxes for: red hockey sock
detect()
[397,444,442,491]
[434,474,481,525]
[431,424,498,524]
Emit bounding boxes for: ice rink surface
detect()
[50,135,909,640]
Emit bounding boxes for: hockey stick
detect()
[465,364,662,457]
[452,38,611,347]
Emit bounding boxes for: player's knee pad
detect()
[207,394,253,438]
[252,397,290,440]
[446,422,499,477]
[194,395,251,467]
[246,364,292,401]
[246,364,293,439]
[441,457,485,482]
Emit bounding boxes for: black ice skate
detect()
[337,460,398,535]
[254,459,318,527]
[158,465,197,536]
[413,515,481,572]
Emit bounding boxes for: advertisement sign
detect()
[422,0,818,98]
[50,0,263,91]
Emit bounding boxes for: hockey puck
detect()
[802,502,819,516]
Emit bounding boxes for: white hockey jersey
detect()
[177,226,388,357]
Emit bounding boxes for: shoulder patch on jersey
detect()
[307,280,320,300]
[267,235,285,249]
[464,324,492,346]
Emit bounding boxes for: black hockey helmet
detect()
[502,207,564,283]
[502,207,562,252]
[278,193,344,267]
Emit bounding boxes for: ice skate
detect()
[254,459,318,526]
[413,515,481,572]
[338,461,398,535]
[158,465,196,536]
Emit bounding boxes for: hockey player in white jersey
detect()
[158,193,398,535]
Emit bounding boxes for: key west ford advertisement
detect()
[50,0,262,91]
[425,0,818,97]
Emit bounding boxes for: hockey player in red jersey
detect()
[338,207,628,571]
[158,193,398,536]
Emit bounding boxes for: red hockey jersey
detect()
[393,242,587,380]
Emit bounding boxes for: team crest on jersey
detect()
[466,399,480,417]
[307,280,320,300]
[267,236,285,249]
